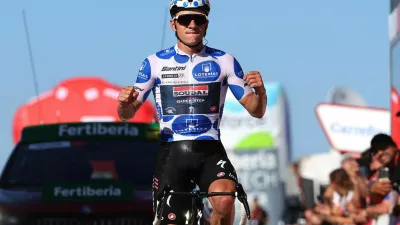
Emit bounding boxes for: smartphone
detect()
[378,167,390,181]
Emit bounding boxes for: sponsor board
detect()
[42,181,133,202]
[58,123,139,137]
[231,149,283,225]
[20,122,160,143]
[220,82,289,225]
[315,103,390,153]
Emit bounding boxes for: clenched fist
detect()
[118,86,139,106]
[244,71,266,94]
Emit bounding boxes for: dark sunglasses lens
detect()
[193,15,207,25]
[177,15,207,26]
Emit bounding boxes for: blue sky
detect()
[0,0,390,169]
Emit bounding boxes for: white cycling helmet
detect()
[169,0,211,17]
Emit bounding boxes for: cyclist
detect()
[117,1,267,224]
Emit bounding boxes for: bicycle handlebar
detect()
[153,183,250,225]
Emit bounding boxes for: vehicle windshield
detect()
[1,140,158,190]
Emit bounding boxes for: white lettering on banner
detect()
[53,186,122,197]
[229,151,277,171]
[229,151,279,189]
[220,115,268,128]
[58,124,139,137]
[237,171,279,190]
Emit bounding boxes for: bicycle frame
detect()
[153,183,251,225]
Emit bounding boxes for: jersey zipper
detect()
[189,55,194,140]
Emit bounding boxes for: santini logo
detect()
[161,66,186,71]
[58,124,139,137]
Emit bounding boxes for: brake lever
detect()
[156,185,171,219]
[236,183,250,220]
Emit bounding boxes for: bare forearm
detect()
[117,104,137,121]
[244,91,267,118]
[362,200,392,219]
[324,215,354,224]
[355,176,369,197]
[366,202,391,216]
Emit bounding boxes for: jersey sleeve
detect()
[226,55,253,101]
[133,57,156,103]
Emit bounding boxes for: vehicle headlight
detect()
[0,213,19,225]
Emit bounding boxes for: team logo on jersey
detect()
[171,115,212,136]
[134,86,144,91]
[186,118,198,127]
[139,61,147,71]
[173,85,208,97]
[192,60,221,82]
[229,173,238,182]
[202,63,211,73]
[176,98,206,104]
[156,47,176,59]
[165,107,176,114]
[136,58,151,83]
[161,74,185,79]
[168,213,176,221]
[233,58,244,79]
[163,80,189,84]
[161,66,186,72]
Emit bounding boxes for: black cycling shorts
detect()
[152,140,238,224]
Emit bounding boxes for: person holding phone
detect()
[356,135,400,224]
[357,134,400,197]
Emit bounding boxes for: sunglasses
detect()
[173,14,208,26]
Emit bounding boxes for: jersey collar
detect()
[174,44,206,57]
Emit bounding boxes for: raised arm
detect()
[226,56,267,118]
[117,57,155,121]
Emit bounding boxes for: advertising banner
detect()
[42,181,133,202]
[230,149,284,225]
[220,82,290,225]
[316,103,390,154]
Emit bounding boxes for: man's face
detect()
[170,9,208,46]
[375,146,397,166]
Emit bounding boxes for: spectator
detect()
[317,156,367,209]
[341,156,369,201]
[323,168,366,224]
[304,169,366,225]
[354,133,400,224]
[250,197,268,225]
